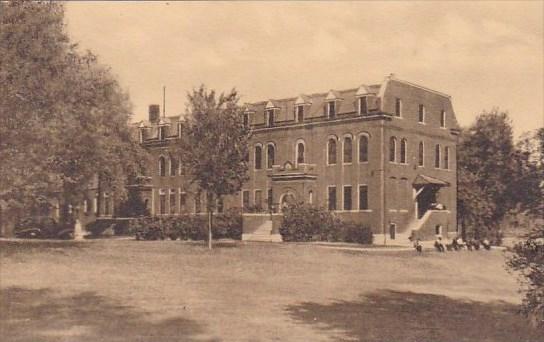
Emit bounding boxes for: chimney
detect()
[149,104,160,124]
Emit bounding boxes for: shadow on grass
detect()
[0,287,216,342]
[0,240,91,257]
[285,290,543,342]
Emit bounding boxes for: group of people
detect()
[433,236,491,252]
[411,236,492,253]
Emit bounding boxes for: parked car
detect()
[14,216,74,239]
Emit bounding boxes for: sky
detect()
[64,1,543,137]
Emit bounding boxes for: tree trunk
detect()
[208,209,213,250]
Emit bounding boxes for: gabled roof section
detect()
[356,84,378,97]
[295,94,312,105]
[325,90,343,101]
[265,100,280,109]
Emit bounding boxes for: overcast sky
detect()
[64,1,543,137]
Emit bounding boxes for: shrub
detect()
[279,203,373,244]
[507,223,544,328]
[128,211,243,241]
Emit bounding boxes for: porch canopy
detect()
[413,174,449,187]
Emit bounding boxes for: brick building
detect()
[137,75,460,244]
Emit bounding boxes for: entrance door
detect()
[280,193,296,210]
[389,223,396,240]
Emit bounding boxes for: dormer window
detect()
[359,97,368,115]
[159,126,166,140]
[296,105,304,122]
[418,104,425,123]
[243,113,249,127]
[327,101,336,118]
[266,109,274,127]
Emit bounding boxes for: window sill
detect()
[358,161,369,164]
[342,162,353,165]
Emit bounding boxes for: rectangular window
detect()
[243,113,249,127]
[255,190,262,209]
[444,147,450,170]
[169,190,176,214]
[343,186,352,211]
[359,97,368,115]
[104,193,111,216]
[328,186,337,211]
[328,102,336,118]
[195,192,201,213]
[180,192,187,212]
[418,104,425,123]
[440,110,446,128]
[297,106,304,122]
[217,197,224,213]
[242,190,250,211]
[267,189,273,210]
[159,190,166,215]
[395,98,402,117]
[359,185,368,210]
[83,200,88,213]
[93,196,98,214]
[267,110,274,127]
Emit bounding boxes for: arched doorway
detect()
[280,192,296,210]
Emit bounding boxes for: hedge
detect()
[129,208,242,241]
[279,203,373,244]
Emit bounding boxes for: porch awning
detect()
[413,174,449,187]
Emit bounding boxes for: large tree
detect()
[177,86,250,249]
[512,128,544,218]
[0,1,147,225]
[457,109,518,240]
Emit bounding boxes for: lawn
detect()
[0,239,542,342]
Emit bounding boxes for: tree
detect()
[0,1,148,227]
[512,128,544,218]
[508,223,544,328]
[457,109,518,240]
[176,86,250,249]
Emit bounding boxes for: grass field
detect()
[0,239,542,342]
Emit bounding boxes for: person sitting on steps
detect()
[434,236,445,252]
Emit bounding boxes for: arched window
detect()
[444,146,450,170]
[170,157,177,176]
[343,136,353,163]
[400,139,408,164]
[359,135,369,163]
[296,141,305,165]
[435,144,441,168]
[158,156,166,177]
[418,141,424,167]
[328,138,337,165]
[267,143,275,169]
[254,145,262,170]
[389,137,397,163]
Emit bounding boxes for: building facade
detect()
[137,75,460,243]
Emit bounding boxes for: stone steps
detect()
[242,220,282,242]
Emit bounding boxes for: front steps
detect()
[242,219,282,242]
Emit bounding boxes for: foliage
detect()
[279,203,373,244]
[0,1,149,223]
[128,210,243,241]
[507,223,544,327]
[512,128,544,218]
[457,110,518,238]
[175,85,250,248]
